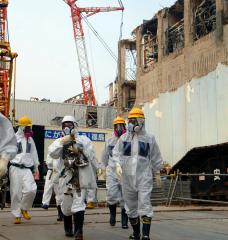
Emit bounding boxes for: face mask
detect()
[63,127,71,136]
[114,129,126,137]
[127,123,135,132]
[128,121,141,133]
[24,131,33,138]
[23,126,33,138]
[114,124,126,137]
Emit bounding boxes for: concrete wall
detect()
[143,63,228,166]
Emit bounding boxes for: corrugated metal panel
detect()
[171,86,186,166]
[10,100,115,128]
[97,106,116,129]
[144,99,160,144]
[144,63,228,166]
[199,71,218,146]
[186,79,201,150]
[158,93,173,165]
[11,100,87,127]
[216,64,228,143]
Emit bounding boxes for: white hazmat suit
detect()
[102,135,124,207]
[9,127,39,218]
[113,129,162,218]
[42,154,62,207]
[48,134,97,216]
[0,113,17,178]
[102,133,129,229]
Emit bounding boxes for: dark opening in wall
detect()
[141,17,158,68]
[193,0,216,40]
[166,0,184,54]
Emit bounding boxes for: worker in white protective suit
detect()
[113,108,163,240]
[85,156,103,209]
[101,116,128,229]
[0,113,17,178]
[41,154,64,221]
[9,116,39,224]
[48,115,100,240]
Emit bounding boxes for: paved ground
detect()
[0,206,228,240]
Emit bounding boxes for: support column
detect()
[184,0,194,47]
[223,0,228,23]
[135,26,142,105]
[216,0,224,43]
[157,9,168,62]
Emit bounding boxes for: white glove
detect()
[116,163,122,178]
[60,135,74,145]
[33,167,40,180]
[0,158,9,178]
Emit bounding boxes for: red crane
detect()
[0,0,17,118]
[63,0,124,105]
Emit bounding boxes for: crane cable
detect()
[82,1,134,81]
[82,13,118,62]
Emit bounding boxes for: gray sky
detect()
[8,0,175,104]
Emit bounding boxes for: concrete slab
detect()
[0,207,228,240]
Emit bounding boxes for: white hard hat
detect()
[62,115,77,125]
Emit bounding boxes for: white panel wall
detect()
[144,64,228,166]
[216,64,228,143]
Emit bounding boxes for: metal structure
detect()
[167,19,184,53]
[63,0,124,105]
[0,0,17,118]
[194,0,216,40]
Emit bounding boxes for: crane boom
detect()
[64,0,124,105]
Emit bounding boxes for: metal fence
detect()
[166,172,228,206]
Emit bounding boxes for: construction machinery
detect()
[0,0,17,119]
[63,0,124,106]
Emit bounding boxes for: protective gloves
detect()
[60,129,77,145]
[33,166,40,180]
[116,163,122,178]
[0,158,9,178]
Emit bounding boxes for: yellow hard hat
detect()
[113,117,126,125]
[128,107,145,119]
[18,116,32,127]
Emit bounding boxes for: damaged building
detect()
[108,39,137,114]
[116,0,228,166]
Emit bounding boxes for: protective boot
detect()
[14,217,22,224]
[129,217,140,240]
[21,210,31,220]
[121,208,129,229]
[73,211,85,240]
[141,216,152,240]
[57,205,63,221]
[108,204,116,226]
[63,215,73,237]
[86,201,95,209]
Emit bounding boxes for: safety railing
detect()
[166,171,228,206]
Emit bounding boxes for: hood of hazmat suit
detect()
[11,126,39,169]
[0,113,17,160]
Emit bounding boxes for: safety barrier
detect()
[166,171,228,206]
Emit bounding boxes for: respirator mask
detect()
[114,124,126,137]
[23,126,33,138]
[128,118,144,133]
